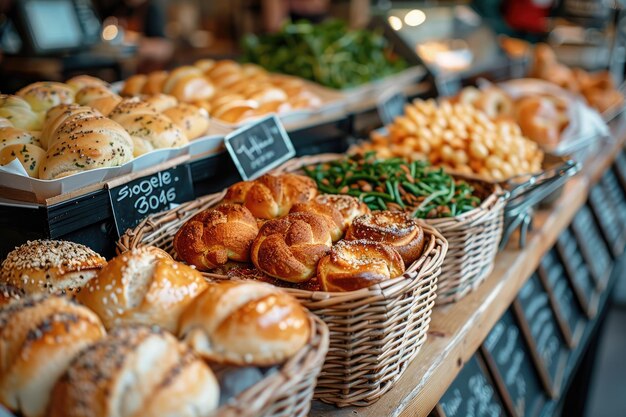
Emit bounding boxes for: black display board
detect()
[538,249,587,349]
[588,184,624,257]
[556,228,600,318]
[435,353,507,417]
[570,205,613,289]
[514,274,569,397]
[224,114,296,180]
[482,309,547,417]
[108,164,194,237]
[600,170,626,249]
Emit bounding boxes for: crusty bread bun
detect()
[0,126,41,149]
[0,240,107,295]
[76,246,208,332]
[169,74,216,102]
[142,93,178,111]
[142,70,169,95]
[75,85,121,116]
[173,204,259,271]
[346,211,425,266]
[178,281,310,366]
[251,212,332,283]
[317,240,405,292]
[291,194,370,242]
[474,87,514,120]
[212,100,256,124]
[163,102,210,140]
[40,104,98,149]
[0,143,45,177]
[65,75,109,92]
[514,96,562,148]
[39,111,133,179]
[224,173,318,220]
[0,294,105,417]
[16,81,75,112]
[120,73,147,96]
[0,284,23,306]
[0,95,44,130]
[47,325,219,417]
[194,58,215,72]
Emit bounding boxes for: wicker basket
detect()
[277,154,506,304]
[215,313,329,417]
[118,191,447,407]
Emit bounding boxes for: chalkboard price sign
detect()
[436,354,505,417]
[556,228,600,318]
[514,274,568,396]
[571,205,612,289]
[482,309,546,417]
[377,90,406,126]
[108,164,194,237]
[538,248,586,349]
[224,114,296,180]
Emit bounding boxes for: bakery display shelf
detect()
[308,111,626,417]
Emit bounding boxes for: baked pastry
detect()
[120,73,147,96]
[76,246,208,332]
[142,93,178,111]
[0,95,43,130]
[109,98,188,156]
[317,240,405,292]
[0,126,41,149]
[250,212,332,282]
[39,110,133,179]
[40,104,97,149]
[0,294,105,417]
[515,96,563,148]
[0,240,107,295]
[346,211,425,265]
[179,281,310,366]
[0,284,23,306]
[212,99,257,123]
[290,194,370,242]
[0,143,46,177]
[163,102,210,139]
[47,325,219,417]
[0,117,12,128]
[173,204,259,271]
[65,75,109,91]
[74,85,122,116]
[162,66,215,102]
[224,173,318,219]
[16,81,75,112]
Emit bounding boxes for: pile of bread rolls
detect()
[357,99,544,181]
[172,172,427,292]
[0,76,210,179]
[531,43,624,113]
[0,239,311,417]
[121,60,322,125]
[450,86,570,149]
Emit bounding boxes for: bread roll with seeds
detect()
[0,127,41,149]
[0,143,45,177]
[0,95,43,130]
[0,240,107,295]
[142,93,178,112]
[65,75,109,92]
[179,281,310,366]
[163,102,210,140]
[76,246,208,332]
[317,240,405,292]
[40,104,97,149]
[0,284,23,306]
[47,325,219,417]
[16,81,75,113]
[0,294,105,417]
[74,85,122,116]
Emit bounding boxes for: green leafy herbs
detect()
[303,152,483,219]
[242,20,408,89]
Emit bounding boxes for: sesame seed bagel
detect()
[47,325,219,417]
[0,240,107,295]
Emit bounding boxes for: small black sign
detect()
[377,90,406,126]
[571,205,613,288]
[436,354,506,417]
[224,114,296,180]
[482,309,546,417]
[515,274,569,396]
[108,164,194,237]
[588,184,624,257]
[538,249,587,349]
[556,228,600,318]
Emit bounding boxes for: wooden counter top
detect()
[310,116,626,417]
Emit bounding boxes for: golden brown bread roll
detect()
[474,87,514,120]
[291,194,370,242]
[142,93,178,111]
[0,284,23,306]
[76,246,208,332]
[142,70,169,95]
[0,294,105,417]
[0,240,107,295]
[0,95,44,130]
[65,75,109,91]
[194,58,215,72]
[109,98,188,156]
[224,173,318,220]
[514,96,562,148]
[0,126,41,149]
[39,110,133,179]
[163,102,210,140]
[317,240,405,292]
[0,117,12,128]
[162,66,215,102]
[178,281,310,366]
[120,73,147,96]
[212,100,257,123]
[345,211,425,266]
[0,143,45,177]
[40,104,97,149]
[173,204,259,271]
[74,85,122,116]
[251,212,332,283]
[47,325,219,417]
[16,81,75,112]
